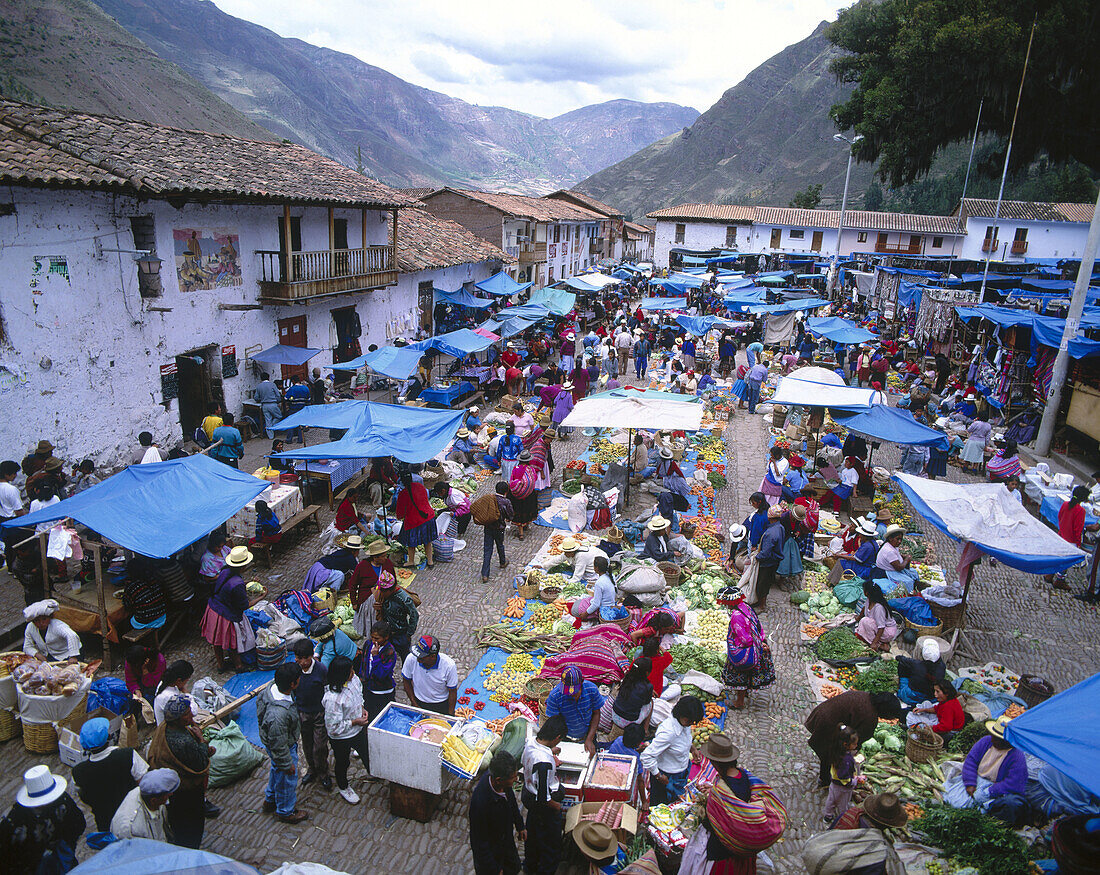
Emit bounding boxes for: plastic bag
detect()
[87,677,131,716]
[192,677,234,712]
[566,492,587,533]
[204,722,265,788]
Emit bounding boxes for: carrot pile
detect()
[704,702,725,720]
[503,596,526,619]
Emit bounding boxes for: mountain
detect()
[88,0,696,193]
[0,0,270,139]
[577,22,878,219]
[551,100,699,174]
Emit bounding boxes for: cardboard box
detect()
[57,707,123,767]
[565,801,639,849]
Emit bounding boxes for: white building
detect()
[0,100,504,467]
[623,222,655,263]
[952,199,1092,262]
[543,189,625,263]
[647,204,756,269]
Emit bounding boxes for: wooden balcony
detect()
[518,242,547,264]
[981,238,999,253]
[589,238,604,254]
[874,242,921,254]
[257,246,397,302]
[1011,240,1028,255]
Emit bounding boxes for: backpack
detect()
[192,426,210,448]
[470,494,501,526]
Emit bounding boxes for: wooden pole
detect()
[91,541,111,669]
[283,206,295,282]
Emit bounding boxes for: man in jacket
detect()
[374,572,419,659]
[469,751,525,875]
[805,690,902,787]
[292,639,331,791]
[257,663,307,823]
[754,506,786,611]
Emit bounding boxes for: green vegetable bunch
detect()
[946,721,989,755]
[670,642,725,679]
[911,805,1030,875]
[815,627,875,661]
[852,660,899,693]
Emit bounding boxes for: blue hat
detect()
[79,717,111,752]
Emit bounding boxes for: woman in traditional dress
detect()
[393,470,436,569]
[538,624,633,685]
[720,593,775,710]
[508,450,540,540]
[656,448,691,511]
[199,546,256,672]
[759,446,788,507]
[960,409,992,473]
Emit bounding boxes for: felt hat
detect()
[562,381,575,391]
[367,540,390,556]
[647,516,671,532]
[518,450,532,462]
[79,717,111,752]
[309,616,335,640]
[985,715,1012,739]
[884,524,905,540]
[343,534,365,550]
[605,526,624,544]
[456,428,470,438]
[659,447,673,460]
[964,393,976,401]
[574,822,617,861]
[140,768,180,797]
[875,506,893,522]
[35,440,54,454]
[506,342,515,348]
[23,599,59,621]
[43,457,63,472]
[561,666,583,696]
[855,518,878,538]
[788,454,805,469]
[17,766,67,807]
[225,546,253,567]
[633,328,643,335]
[704,732,741,764]
[565,331,575,339]
[728,523,747,542]
[468,406,480,414]
[862,792,908,828]
[376,570,398,590]
[791,504,808,522]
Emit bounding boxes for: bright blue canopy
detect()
[668,272,706,287]
[482,313,542,338]
[1004,673,1100,799]
[721,277,758,291]
[435,287,493,309]
[833,405,950,450]
[250,344,322,367]
[560,275,600,291]
[270,399,375,431]
[1030,320,1100,359]
[328,345,423,378]
[652,279,692,296]
[955,304,1100,360]
[527,286,576,315]
[69,838,258,875]
[1,455,269,558]
[806,316,876,345]
[418,328,498,358]
[272,400,465,464]
[640,296,688,311]
[897,281,927,309]
[675,315,749,335]
[746,296,829,315]
[475,271,532,296]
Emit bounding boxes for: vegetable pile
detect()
[799,590,844,620]
[670,642,725,679]
[475,621,572,654]
[912,805,1031,875]
[861,749,941,799]
[482,653,537,704]
[945,721,989,755]
[688,609,729,653]
[815,627,874,661]
[851,659,899,693]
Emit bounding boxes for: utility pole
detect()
[1033,188,1100,457]
[827,133,863,300]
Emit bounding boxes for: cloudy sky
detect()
[215,0,853,117]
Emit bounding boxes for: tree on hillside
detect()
[862,181,885,211]
[790,183,823,209]
[828,0,1099,187]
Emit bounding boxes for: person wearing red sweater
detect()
[910,680,965,736]
[1048,486,1099,590]
[639,637,672,696]
[394,472,437,569]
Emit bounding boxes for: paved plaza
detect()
[1,360,1097,875]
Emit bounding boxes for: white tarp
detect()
[578,272,619,288]
[562,395,705,431]
[786,366,846,386]
[770,376,884,409]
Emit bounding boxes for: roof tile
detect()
[425,188,604,222]
[959,198,1092,223]
[397,208,513,273]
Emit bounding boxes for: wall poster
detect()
[174,227,243,292]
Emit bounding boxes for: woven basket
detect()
[517,582,540,600]
[524,677,556,706]
[23,718,59,754]
[929,600,966,630]
[0,708,18,743]
[904,616,943,638]
[538,586,562,603]
[905,724,944,763]
[657,561,682,587]
[563,468,584,483]
[0,652,22,679]
[1015,675,1055,708]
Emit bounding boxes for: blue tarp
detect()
[1030,320,1100,359]
[69,838,258,875]
[250,344,321,367]
[756,276,788,286]
[668,272,707,287]
[561,275,600,291]
[957,272,1019,288]
[720,277,757,291]
[640,296,689,311]
[588,387,703,403]
[271,400,465,464]
[435,286,493,309]
[746,296,829,315]
[527,286,576,315]
[481,313,542,338]
[418,327,498,359]
[955,305,1100,360]
[475,271,532,296]
[1005,673,1100,799]
[1,455,269,558]
[270,399,376,431]
[328,345,423,378]
[833,406,950,450]
[675,315,749,335]
[806,316,876,345]
[897,281,926,310]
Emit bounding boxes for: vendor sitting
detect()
[304,535,364,593]
[639,515,676,563]
[667,521,705,565]
[907,679,965,737]
[561,538,607,587]
[944,715,1030,826]
[780,453,808,502]
[22,599,80,660]
[309,615,357,668]
[335,486,372,535]
[895,639,946,705]
[544,666,603,755]
[854,580,899,652]
[631,434,656,480]
[446,428,478,467]
[876,525,916,582]
[836,517,880,579]
[571,555,618,623]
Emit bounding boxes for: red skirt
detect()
[200,605,237,649]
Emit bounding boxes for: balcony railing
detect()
[257,246,397,302]
[518,242,547,264]
[1011,240,1028,255]
[981,238,999,253]
[874,242,921,254]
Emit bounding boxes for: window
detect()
[129,215,162,298]
[574,226,580,241]
[333,218,349,250]
[548,266,554,282]
[725,226,737,247]
[674,223,685,244]
[1014,227,1028,242]
[789,229,804,239]
[910,235,922,248]
[932,236,943,249]
[984,225,997,240]
[857,231,868,243]
[554,225,561,243]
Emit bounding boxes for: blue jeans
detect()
[747,350,757,368]
[526,374,538,393]
[482,524,506,579]
[640,466,657,478]
[747,379,762,413]
[635,356,647,378]
[266,745,298,816]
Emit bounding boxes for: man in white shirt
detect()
[111,768,178,841]
[131,432,163,465]
[401,635,458,715]
[560,539,607,586]
[615,328,633,375]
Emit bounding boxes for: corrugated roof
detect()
[646,203,756,222]
[544,189,623,218]
[428,188,603,222]
[397,208,513,273]
[958,198,1092,223]
[0,98,411,208]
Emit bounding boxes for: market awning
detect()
[271,400,465,464]
[562,393,704,431]
[786,366,846,386]
[832,406,950,450]
[250,344,322,367]
[1004,673,1100,799]
[527,286,576,316]
[891,473,1086,574]
[435,287,493,309]
[806,316,877,345]
[590,386,703,404]
[481,313,542,338]
[578,272,619,288]
[417,327,499,358]
[560,276,600,291]
[639,296,688,311]
[675,315,751,335]
[68,838,259,875]
[327,345,423,379]
[475,271,532,296]
[2,455,269,558]
[745,297,830,315]
[770,375,884,409]
[270,399,375,431]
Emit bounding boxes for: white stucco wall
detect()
[958,217,1089,261]
[652,220,739,269]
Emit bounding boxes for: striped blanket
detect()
[706,776,787,874]
[538,624,631,684]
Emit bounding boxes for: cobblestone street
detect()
[1,359,1097,875]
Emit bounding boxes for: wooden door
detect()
[277,217,302,281]
[769,228,781,249]
[278,315,308,381]
[811,230,823,251]
[418,282,434,333]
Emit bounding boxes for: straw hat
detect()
[468,406,480,414]
[883,524,905,541]
[659,447,673,460]
[343,534,365,550]
[506,342,515,348]
[647,516,671,532]
[863,793,908,828]
[985,715,1013,739]
[562,381,575,390]
[855,518,878,538]
[44,457,63,472]
[875,506,893,522]
[456,428,470,438]
[703,732,740,763]
[17,765,67,807]
[560,537,583,553]
[728,523,747,542]
[791,504,808,522]
[225,546,253,567]
[573,822,617,861]
[366,540,390,557]
[35,440,54,454]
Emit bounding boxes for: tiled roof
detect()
[957,198,1092,223]
[544,189,624,218]
[624,221,654,237]
[752,207,841,228]
[0,99,411,208]
[646,203,756,222]
[431,188,604,222]
[842,211,962,234]
[397,207,512,273]
[399,187,435,201]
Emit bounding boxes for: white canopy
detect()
[562,395,705,431]
[770,375,884,409]
[786,366,846,387]
[579,272,619,289]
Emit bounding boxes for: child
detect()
[268,439,288,471]
[908,680,965,737]
[251,500,282,545]
[257,663,306,823]
[744,492,769,550]
[608,722,646,767]
[522,715,567,875]
[641,636,672,697]
[359,621,398,721]
[322,656,372,804]
[70,459,101,494]
[823,725,860,824]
